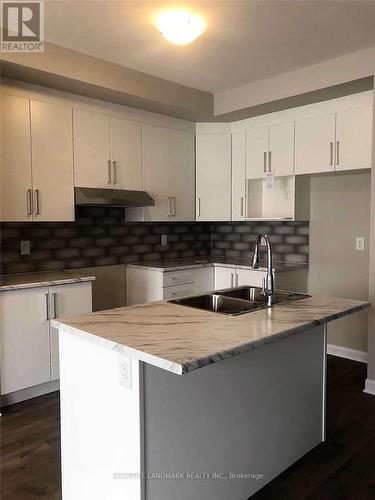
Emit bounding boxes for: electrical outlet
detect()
[20,240,31,256]
[119,355,132,388]
[161,234,168,246]
[355,237,365,251]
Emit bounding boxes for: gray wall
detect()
[308,172,370,352]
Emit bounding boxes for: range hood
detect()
[75,187,155,208]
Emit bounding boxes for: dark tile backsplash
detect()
[0,207,309,275]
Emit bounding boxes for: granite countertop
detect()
[0,271,96,291]
[127,257,308,273]
[53,296,369,375]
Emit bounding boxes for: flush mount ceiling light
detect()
[156,11,206,45]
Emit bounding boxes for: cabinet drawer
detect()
[163,283,196,300]
[163,270,195,287]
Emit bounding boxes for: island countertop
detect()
[53,295,369,375]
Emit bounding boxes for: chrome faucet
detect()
[251,233,274,307]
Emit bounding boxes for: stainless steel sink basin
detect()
[169,286,310,316]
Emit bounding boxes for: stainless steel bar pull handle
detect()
[172,197,176,217]
[230,273,234,288]
[26,189,33,216]
[45,293,50,321]
[264,151,267,173]
[235,273,239,287]
[268,151,272,173]
[112,161,117,185]
[168,197,171,217]
[34,189,40,215]
[336,141,340,165]
[240,197,244,217]
[107,160,112,185]
[197,197,201,218]
[329,142,334,166]
[52,293,58,319]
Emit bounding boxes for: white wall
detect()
[308,172,370,352]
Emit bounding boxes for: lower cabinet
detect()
[126,267,214,305]
[1,282,92,395]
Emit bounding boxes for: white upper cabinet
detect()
[142,124,171,221]
[232,130,246,221]
[196,133,231,221]
[268,121,295,177]
[246,127,269,179]
[170,129,195,221]
[109,117,142,190]
[335,106,373,171]
[1,94,32,222]
[295,113,336,174]
[74,109,111,188]
[31,101,74,221]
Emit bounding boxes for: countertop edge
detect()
[127,261,308,273]
[0,274,96,292]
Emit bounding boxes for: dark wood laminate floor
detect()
[1,356,375,499]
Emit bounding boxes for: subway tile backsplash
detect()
[0,207,309,275]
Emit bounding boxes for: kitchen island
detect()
[53,294,369,500]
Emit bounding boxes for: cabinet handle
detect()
[112,161,117,185]
[336,141,340,166]
[45,293,50,321]
[240,197,244,217]
[329,142,334,166]
[197,197,201,218]
[52,293,58,319]
[264,151,267,173]
[34,189,40,215]
[172,197,176,217]
[268,151,272,173]
[235,273,239,287]
[107,160,112,185]
[230,273,234,288]
[167,197,171,217]
[26,189,33,216]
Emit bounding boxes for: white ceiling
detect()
[45,0,375,93]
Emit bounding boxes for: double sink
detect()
[169,286,309,316]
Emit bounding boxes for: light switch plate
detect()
[161,234,168,246]
[20,240,31,255]
[355,237,365,251]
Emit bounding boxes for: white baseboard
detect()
[364,378,375,396]
[327,344,368,364]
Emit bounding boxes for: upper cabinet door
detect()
[295,113,336,175]
[142,124,170,221]
[268,121,295,177]
[196,134,231,221]
[170,130,195,221]
[31,101,75,221]
[335,106,373,171]
[232,130,246,221]
[110,117,142,190]
[0,94,32,222]
[246,127,269,179]
[73,109,110,188]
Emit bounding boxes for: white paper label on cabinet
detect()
[266,173,275,190]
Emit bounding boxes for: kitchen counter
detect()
[0,271,95,291]
[53,295,368,375]
[127,256,308,273]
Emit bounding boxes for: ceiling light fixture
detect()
[156,11,206,45]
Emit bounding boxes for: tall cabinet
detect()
[1,94,74,222]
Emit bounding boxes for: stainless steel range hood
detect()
[75,187,155,208]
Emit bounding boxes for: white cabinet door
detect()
[269,121,295,177]
[335,106,373,171]
[195,267,214,294]
[0,94,32,221]
[214,266,235,290]
[142,124,171,221]
[170,129,195,221]
[236,269,266,288]
[246,127,269,179]
[110,117,142,190]
[232,130,246,221]
[196,134,231,221]
[74,109,110,188]
[295,113,336,174]
[31,101,75,221]
[1,288,50,394]
[50,282,92,381]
